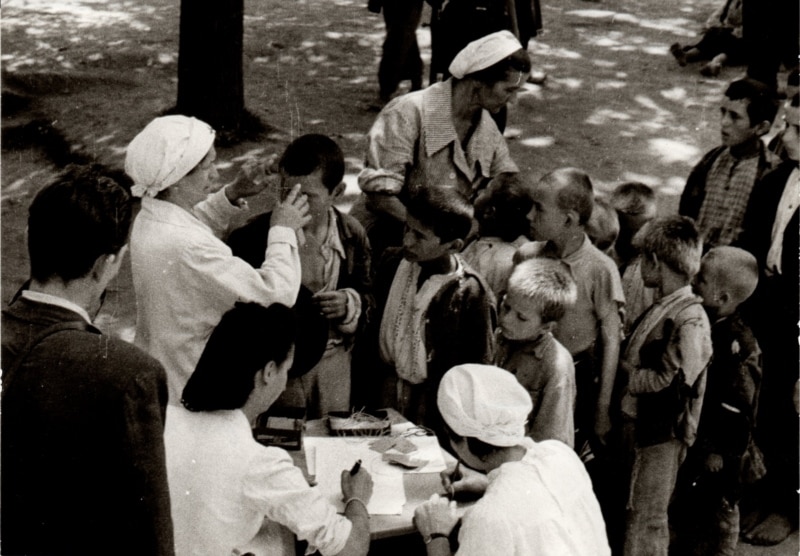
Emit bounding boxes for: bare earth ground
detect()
[1,0,796,553]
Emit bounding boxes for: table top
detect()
[297,408,459,540]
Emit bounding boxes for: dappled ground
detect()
[1,1,796,551]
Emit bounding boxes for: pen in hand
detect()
[350,459,362,476]
[448,461,461,499]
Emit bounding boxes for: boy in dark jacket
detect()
[228,134,374,418]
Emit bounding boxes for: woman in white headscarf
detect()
[413,364,610,556]
[126,115,310,403]
[351,30,530,257]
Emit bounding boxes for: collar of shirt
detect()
[320,207,346,260]
[21,290,92,324]
[655,285,694,307]
[514,331,553,359]
[421,80,497,177]
[560,234,592,267]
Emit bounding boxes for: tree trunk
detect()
[176,0,244,134]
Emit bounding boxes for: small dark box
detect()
[253,407,306,450]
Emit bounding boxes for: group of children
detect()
[221,69,797,555]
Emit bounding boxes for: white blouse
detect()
[165,407,351,556]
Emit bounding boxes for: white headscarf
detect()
[448,30,524,79]
[438,364,532,447]
[125,115,216,198]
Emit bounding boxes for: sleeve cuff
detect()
[267,225,299,248]
[337,288,361,334]
[357,168,404,194]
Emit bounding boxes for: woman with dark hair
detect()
[165,303,374,556]
[351,30,530,258]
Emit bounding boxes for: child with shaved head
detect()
[672,246,762,556]
[496,257,578,447]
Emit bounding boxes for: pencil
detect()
[349,459,362,476]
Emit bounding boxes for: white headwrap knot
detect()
[125,115,216,198]
[437,364,532,447]
[448,30,524,79]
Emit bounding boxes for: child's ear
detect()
[718,291,731,306]
[564,209,581,229]
[753,119,772,137]
[541,321,557,334]
[331,182,346,198]
[446,238,465,253]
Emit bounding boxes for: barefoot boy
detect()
[619,216,712,556]
[672,246,761,556]
[496,258,578,446]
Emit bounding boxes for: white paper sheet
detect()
[303,437,406,515]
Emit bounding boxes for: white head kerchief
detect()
[125,115,215,198]
[438,364,532,447]
[448,30,524,79]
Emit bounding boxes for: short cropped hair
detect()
[541,168,595,225]
[474,173,533,241]
[725,78,779,127]
[406,187,474,243]
[701,246,759,305]
[610,182,657,217]
[181,303,296,412]
[634,216,702,279]
[586,197,620,251]
[507,258,578,323]
[279,133,344,192]
[27,164,132,283]
[469,49,532,85]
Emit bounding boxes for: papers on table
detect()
[303,424,447,516]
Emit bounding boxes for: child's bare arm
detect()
[595,309,622,441]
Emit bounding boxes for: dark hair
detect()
[27,164,132,283]
[406,187,474,243]
[724,78,779,127]
[469,49,532,85]
[279,134,345,192]
[610,182,656,216]
[182,303,296,412]
[791,93,799,108]
[474,174,532,241]
[443,420,500,457]
[541,167,594,225]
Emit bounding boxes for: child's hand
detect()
[704,453,723,473]
[228,157,280,200]
[594,412,612,445]
[313,290,348,320]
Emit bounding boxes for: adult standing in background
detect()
[126,115,309,403]
[2,165,174,555]
[352,30,529,258]
[372,0,424,106]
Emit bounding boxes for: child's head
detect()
[634,216,702,287]
[720,78,779,148]
[610,182,657,236]
[694,247,758,319]
[586,196,619,252]
[526,168,594,242]
[473,173,533,241]
[499,257,577,341]
[279,134,345,217]
[403,187,473,263]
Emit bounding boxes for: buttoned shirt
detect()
[457,438,610,556]
[355,80,518,228]
[495,332,576,447]
[130,187,301,403]
[696,147,761,248]
[165,407,351,556]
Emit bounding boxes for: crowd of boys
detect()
[2,69,797,556]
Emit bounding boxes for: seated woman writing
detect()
[164,302,373,556]
[351,30,530,258]
[413,364,610,555]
